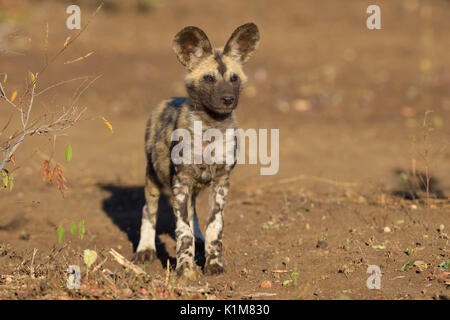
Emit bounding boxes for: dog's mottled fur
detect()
[134,23,260,276]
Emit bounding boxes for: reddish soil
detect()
[0,0,449,299]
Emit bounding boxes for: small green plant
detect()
[291,271,300,287]
[283,270,300,287]
[65,144,73,162]
[57,220,85,244]
[343,239,350,251]
[405,246,413,256]
[420,111,433,208]
[78,220,85,240]
[70,219,85,239]
[70,221,77,235]
[401,260,415,271]
[1,170,14,191]
[83,249,97,279]
[410,110,444,208]
[262,221,275,230]
[57,224,64,245]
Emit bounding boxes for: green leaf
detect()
[1,170,8,188]
[78,220,85,240]
[439,261,449,269]
[405,246,413,256]
[65,144,72,162]
[395,219,405,224]
[342,289,352,293]
[8,173,14,192]
[282,279,293,286]
[83,249,97,269]
[30,72,36,87]
[431,116,443,129]
[399,172,408,181]
[262,221,275,230]
[57,225,64,245]
[70,221,77,235]
[401,260,415,271]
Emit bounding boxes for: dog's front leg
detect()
[204,174,229,275]
[172,175,195,277]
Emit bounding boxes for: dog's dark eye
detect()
[203,74,216,83]
[230,74,239,82]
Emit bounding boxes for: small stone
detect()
[293,99,311,112]
[384,226,391,233]
[19,231,30,241]
[260,280,272,289]
[240,268,249,277]
[316,240,328,249]
[274,100,290,113]
[413,260,428,272]
[122,288,133,296]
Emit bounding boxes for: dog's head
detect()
[173,23,260,115]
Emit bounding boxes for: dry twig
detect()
[109,249,147,276]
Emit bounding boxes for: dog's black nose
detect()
[221,96,235,106]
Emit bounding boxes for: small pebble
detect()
[316,240,328,249]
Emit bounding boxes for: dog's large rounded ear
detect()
[223,23,260,64]
[172,26,213,70]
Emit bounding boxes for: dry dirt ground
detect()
[0,0,449,300]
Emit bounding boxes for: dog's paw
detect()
[132,249,156,264]
[175,263,197,280]
[204,263,224,275]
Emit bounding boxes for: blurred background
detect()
[1,0,449,175]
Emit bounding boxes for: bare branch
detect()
[34,76,91,97]
[0,3,103,181]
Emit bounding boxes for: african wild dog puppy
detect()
[134,23,260,276]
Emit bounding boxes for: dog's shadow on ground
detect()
[390,169,446,200]
[99,184,205,269]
